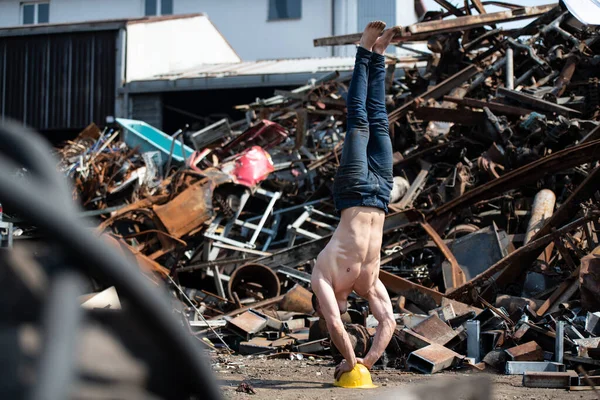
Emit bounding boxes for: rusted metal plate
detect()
[412,314,458,345]
[102,233,169,279]
[227,310,268,340]
[523,371,577,388]
[505,341,544,362]
[397,328,433,351]
[407,343,462,374]
[153,181,214,238]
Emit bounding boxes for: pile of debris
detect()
[54,1,600,392]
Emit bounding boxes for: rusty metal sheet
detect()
[505,341,544,361]
[102,233,169,279]
[397,328,433,351]
[412,314,458,345]
[228,310,268,340]
[407,343,462,374]
[153,180,214,238]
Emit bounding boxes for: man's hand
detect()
[334,360,354,380]
[356,357,373,369]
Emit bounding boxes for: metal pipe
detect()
[555,321,565,363]
[524,189,556,245]
[506,47,514,90]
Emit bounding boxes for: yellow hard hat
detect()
[333,364,378,389]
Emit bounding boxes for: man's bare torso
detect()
[312,206,385,307]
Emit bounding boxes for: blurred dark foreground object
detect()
[0,120,221,400]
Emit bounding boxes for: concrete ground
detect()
[216,355,600,400]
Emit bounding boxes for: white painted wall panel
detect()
[0,0,22,27]
[396,0,417,27]
[175,0,333,60]
[51,0,143,23]
[126,15,241,81]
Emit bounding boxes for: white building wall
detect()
[0,0,22,27]
[51,0,143,23]
[332,0,358,57]
[396,0,417,28]
[126,15,241,81]
[0,0,419,59]
[175,0,333,60]
[0,0,143,27]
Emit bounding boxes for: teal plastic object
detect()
[116,118,194,166]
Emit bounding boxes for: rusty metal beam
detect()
[428,139,600,224]
[380,270,444,304]
[420,222,466,288]
[313,4,555,47]
[389,65,480,123]
[497,87,581,116]
[443,96,535,116]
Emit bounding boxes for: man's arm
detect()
[361,278,396,369]
[312,276,356,369]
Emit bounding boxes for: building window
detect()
[268,0,301,21]
[22,2,49,25]
[145,0,173,16]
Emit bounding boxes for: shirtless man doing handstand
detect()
[311,21,399,380]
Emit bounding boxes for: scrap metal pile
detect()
[56,1,600,392]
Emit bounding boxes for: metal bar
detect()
[555,321,565,364]
[397,161,432,209]
[505,361,565,375]
[212,242,272,256]
[204,232,256,250]
[497,87,581,116]
[443,96,535,116]
[467,320,481,362]
[293,227,322,241]
[166,275,232,352]
[249,191,281,245]
[389,65,480,123]
[234,219,277,236]
[505,47,514,90]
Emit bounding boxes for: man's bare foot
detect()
[373,27,401,55]
[359,21,386,51]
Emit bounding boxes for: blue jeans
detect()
[333,46,393,214]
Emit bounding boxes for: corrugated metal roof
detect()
[136,56,426,82]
